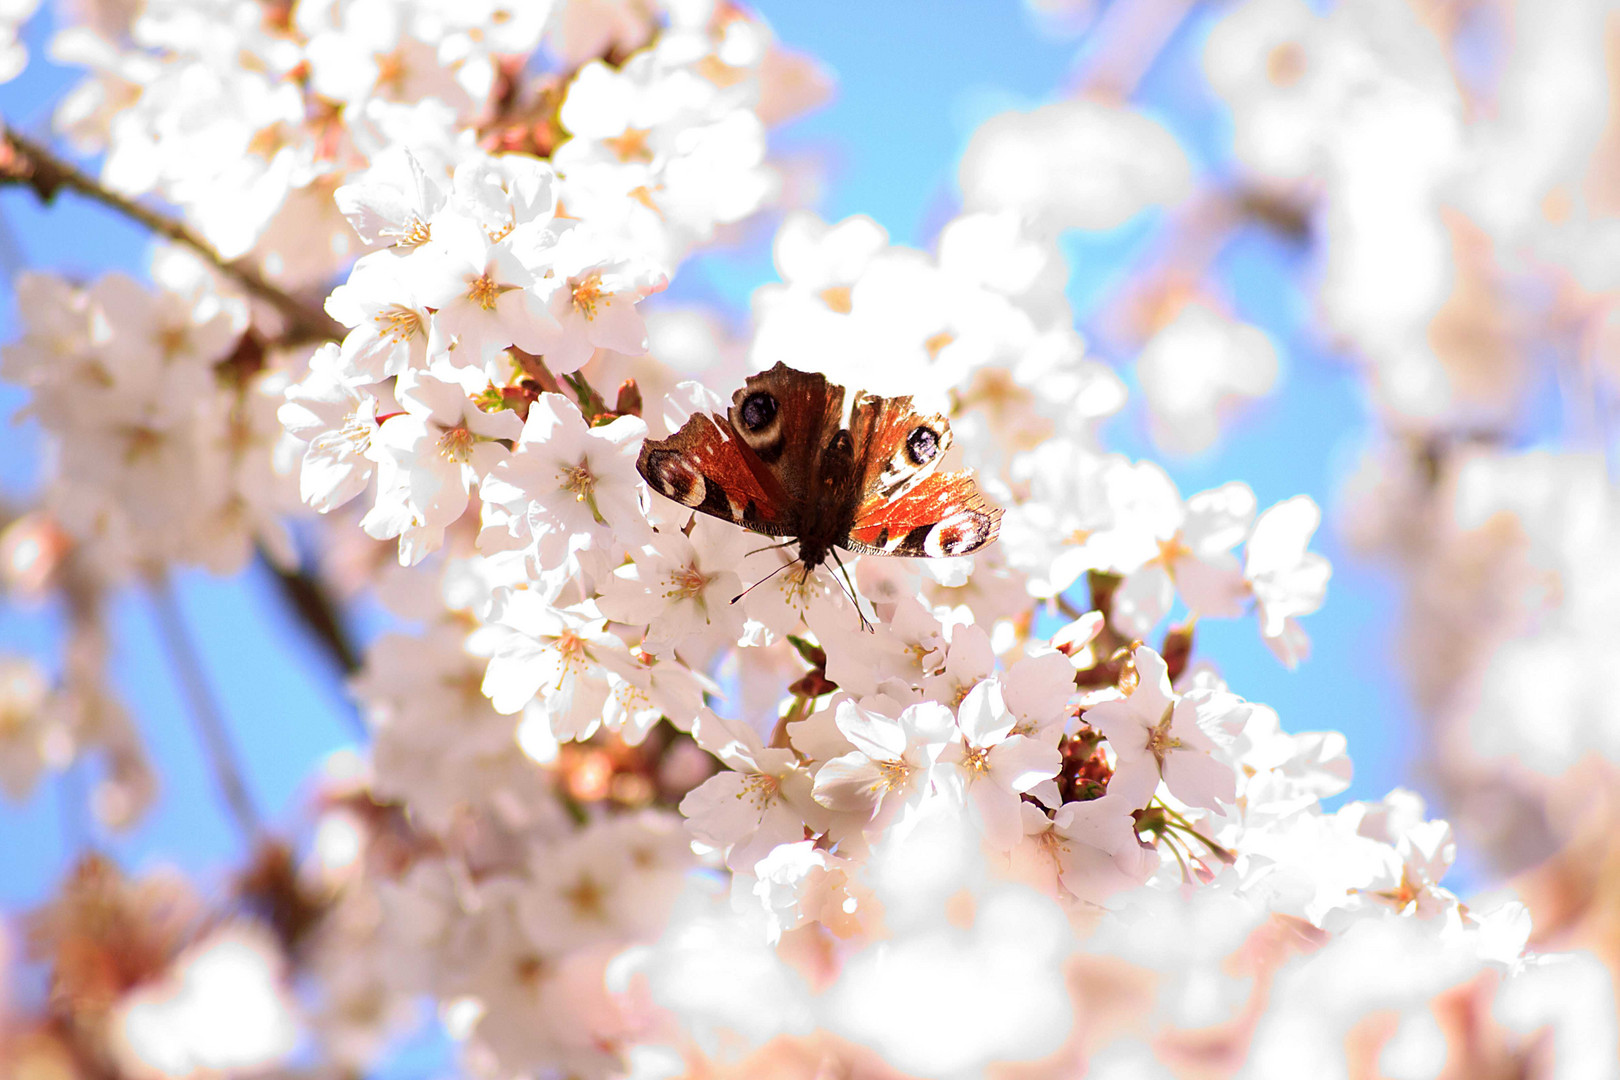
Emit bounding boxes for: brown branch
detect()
[259,549,362,678]
[1,126,344,346]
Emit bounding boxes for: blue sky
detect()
[0,2,1438,918]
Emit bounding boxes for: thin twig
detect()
[1,127,343,346]
[148,574,264,843]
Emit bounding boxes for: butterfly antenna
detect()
[743,538,799,558]
[731,556,798,605]
[829,548,874,633]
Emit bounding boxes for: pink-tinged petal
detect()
[1102,756,1161,809]
[585,294,648,354]
[1055,789,1143,855]
[1183,482,1256,551]
[1262,616,1312,668]
[1112,564,1173,637]
[1168,698,1220,756]
[1133,647,1176,711]
[678,771,759,848]
[1003,650,1077,726]
[811,753,885,816]
[728,801,812,873]
[398,372,469,423]
[1245,495,1319,575]
[481,635,552,715]
[957,679,1014,746]
[300,445,371,513]
[1174,550,1248,619]
[898,701,957,762]
[833,699,907,761]
[1162,747,1236,811]
[989,734,1062,794]
[970,782,1024,851]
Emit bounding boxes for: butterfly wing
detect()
[845,469,1002,557]
[637,363,845,538]
[841,392,1001,558]
[846,391,954,502]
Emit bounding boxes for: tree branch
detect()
[148,574,264,843]
[1,126,344,346]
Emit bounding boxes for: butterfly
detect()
[636,363,1001,618]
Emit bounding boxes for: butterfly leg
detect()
[829,548,874,633]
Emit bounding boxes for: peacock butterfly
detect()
[637,363,1001,608]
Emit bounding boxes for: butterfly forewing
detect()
[848,391,954,502]
[638,410,799,536]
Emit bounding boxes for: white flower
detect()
[601,652,710,745]
[1111,477,1255,637]
[278,344,383,514]
[109,923,299,1080]
[1245,495,1331,667]
[1136,302,1279,456]
[597,516,748,658]
[1000,443,1129,599]
[1002,648,1077,740]
[747,841,870,943]
[362,370,521,565]
[959,99,1192,231]
[333,147,447,250]
[533,226,663,372]
[324,256,433,383]
[518,834,633,953]
[1340,790,1457,919]
[1021,795,1159,906]
[478,393,649,576]
[682,710,826,873]
[920,622,995,709]
[473,591,629,742]
[1084,646,1236,812]
[446,154,557,242]
[414,213,558,372]
[938,680,1062,850]
[811,699,954,830]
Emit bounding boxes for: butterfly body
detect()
[638,363,1000,577]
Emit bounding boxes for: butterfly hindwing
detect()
[845,469,1002,558]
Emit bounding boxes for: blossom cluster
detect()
[3,1,1620,1078]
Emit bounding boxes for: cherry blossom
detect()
[811,698,955,831]
[2,5,1614,1079]
[1084,646,1237,812]
[278,344,384,513]
[938,680,1062,850]
[1245,495,1331,667]
[473,590,630,741]
[681,710,825,873]
[596,517,748,658]
[478,392,649,580]
[361,369,522,564]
